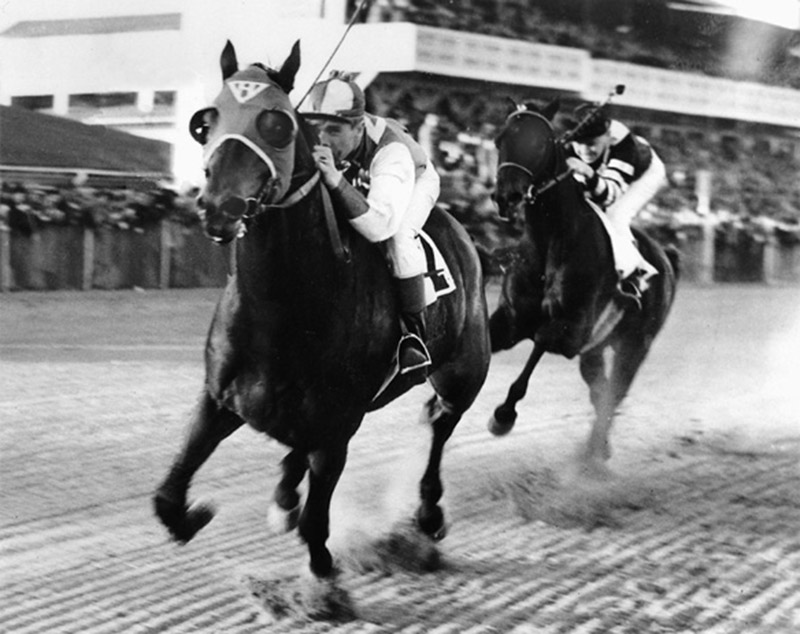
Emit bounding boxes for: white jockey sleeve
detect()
[348,142,415,243]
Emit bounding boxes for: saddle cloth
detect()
[371,231,456,403]
[418,230,456,306]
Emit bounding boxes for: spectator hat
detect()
[300,71,365,123]
[569,103,611,142]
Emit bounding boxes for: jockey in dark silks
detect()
[300,72,441,382]
[565,103,667,308]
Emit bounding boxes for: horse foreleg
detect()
[416,395,463,540]
[267,449,307,533]
[297,443,354,619]
[153,391,243,543]
[299,445,348,579]
[489,344,546,435]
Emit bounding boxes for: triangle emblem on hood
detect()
[227,80,270,104]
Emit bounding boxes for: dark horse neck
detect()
[528,155,617,321]
[233,125,345,307]
[532,152,610,265]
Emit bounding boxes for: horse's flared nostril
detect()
[219,197,249,219]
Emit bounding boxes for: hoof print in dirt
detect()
[336,520,444,575]
[375,521,444,573]
[243,574,356,623]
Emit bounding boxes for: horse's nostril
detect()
[219,197,248,218]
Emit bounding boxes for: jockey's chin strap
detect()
[245,170,351,264]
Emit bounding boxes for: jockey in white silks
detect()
[300,72,441,382]
[565,103,667,308]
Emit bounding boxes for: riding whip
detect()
[295,0,371,110]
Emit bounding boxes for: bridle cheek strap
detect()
[261,171,321,209]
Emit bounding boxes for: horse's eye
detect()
[257,110,295,149]
[189,108,217,145]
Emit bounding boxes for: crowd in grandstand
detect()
[354,0,800,88]
[0,182,198,234]
[3,115,798,252]
[3,1,798,252]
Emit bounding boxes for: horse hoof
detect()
[267,502,300,534]
[488,407,517,436]
[302,572,356,622]
[416,506,447,542]
[154,494,215,544]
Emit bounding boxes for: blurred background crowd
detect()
[2,0,799,258]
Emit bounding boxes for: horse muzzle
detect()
[198,196,251,244]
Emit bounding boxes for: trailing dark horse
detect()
[488,100,679,466]
[153,41,490,616]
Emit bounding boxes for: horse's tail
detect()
[664,244,681,280]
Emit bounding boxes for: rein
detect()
[245,169,351,264]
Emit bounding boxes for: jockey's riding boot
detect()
[396,275,432,383]
[615,269,645,311]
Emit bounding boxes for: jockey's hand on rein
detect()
[313,145,343,189]
[566,157,594,179]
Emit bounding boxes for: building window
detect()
[68,92,137,113]
[11,95,54,111]
[154,91,175,107]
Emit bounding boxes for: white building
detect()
[2,0,799,186]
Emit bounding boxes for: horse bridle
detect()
[496,110,570,205]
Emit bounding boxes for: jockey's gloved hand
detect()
[313,145,343,189]
[566,157,594,179]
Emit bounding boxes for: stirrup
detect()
[615,279,642,311]
[397,333,432,375]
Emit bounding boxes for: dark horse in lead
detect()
[153,41,490,616]
[488,100,679,466]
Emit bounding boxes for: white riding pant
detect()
[604,153,667,278]
[386,162,440,279]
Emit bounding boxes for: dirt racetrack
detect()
[1,282,799,633]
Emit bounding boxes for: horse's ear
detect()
[221,40,238,80]
[275,40,301,93]
[542,97,561,121]
[504,96,520,115]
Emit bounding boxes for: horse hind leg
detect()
[579,348,614,463]
[154,391,243,543]
[581,335,652,464]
